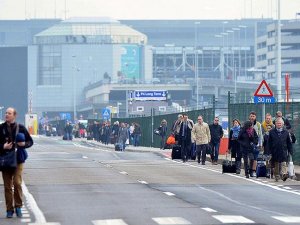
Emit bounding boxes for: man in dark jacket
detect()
[178,113,194,162]
[268,117,293,182]
[0,107,33,218]
[209,117,223,165]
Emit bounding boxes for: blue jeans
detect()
[133,134,140,146]
[211,142,220,162]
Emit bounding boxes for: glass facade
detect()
[38,45,62,85]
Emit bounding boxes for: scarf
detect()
[262,120,273,132]
[231,125,240,138]
[246,127,254,137]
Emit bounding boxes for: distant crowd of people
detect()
[62,120,142,151]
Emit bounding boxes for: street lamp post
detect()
[277,0,282,101]
[72,55,78,121]
[238,25,247,77]
[194,21,200,109]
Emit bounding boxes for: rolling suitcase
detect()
[256,153,267,178]
[222,154,236,173]
[171,144,182,160]
[115,143,123,151]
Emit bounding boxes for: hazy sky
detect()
[0,0,299,20]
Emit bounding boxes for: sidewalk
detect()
[78,138,300,181]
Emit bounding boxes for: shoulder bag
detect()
[0,124,17,171]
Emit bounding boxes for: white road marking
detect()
[213,215,255,223]
[283,186,292,190]
[272,216,300,223]
[21,218,31,223]
[92,219,129,225]
[120,171,128,175]
[152,217,192,224]
[82,156,88,159]
[29,223,61,225]
[22,182,46,223]
[163,192,175,196]
[202,207,218,213]
[22,213,31,218]
[137,180,148,184]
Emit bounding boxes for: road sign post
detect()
[253,80,275,122]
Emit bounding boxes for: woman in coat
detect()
[158,119,168,150]
[238,120,258,178]
[228,119,242,174]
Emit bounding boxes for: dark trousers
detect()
[197,144,207,164]
[180,139,191,161]
[242,151,254,175]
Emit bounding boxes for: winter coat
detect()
[158,124,168,137]
[178,120,194,144]
[118,127,129,143]
[238,127,258,153]
[209,124,223,144]
[228,129,240,157]
[0,122,33,153]
[268,128,293,162]
[191,122,211,145]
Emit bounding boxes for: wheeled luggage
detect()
[256,153,267,178]
[222,154,236,173]
[115,143,123,151]
[171,144,182,160]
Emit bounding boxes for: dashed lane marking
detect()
[212,215,255,223]
[283,186,292,190]
[82,156,88,159]
[272,216,300,223]
[92,219,129,225]
[152,217,192,224]
[119,171,128,175]
[137,180,148,184]
[21,218,31,223]
[202,207,218,213]
[163,192,176,196]
[29,223,61,225]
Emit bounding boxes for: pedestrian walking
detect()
[209,117,223,165]
[0,107,33,218]
[158,119,168,149]
[273,111,292,130]
[268,117,293,182]
[238,120,258,178]
[118,122,129,151]
[249,111,263,177]
[133,123,142,147]
[178,114,194,162]
[172,114,183,141]
[228,119,242,174]
[262,113,275,134]
[191,115,210,165]
[263,124,273,178]
[64,122,73,140]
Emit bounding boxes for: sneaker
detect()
[6,210,14,218]
[245,174,250,178]
[15,207,22,218]
[252,171,257,177]
[201,162,205,165]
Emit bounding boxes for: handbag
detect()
[153,128,160,136]
[288,154,295,177]
[0,150,17,171]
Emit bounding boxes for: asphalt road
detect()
[1,136,300,225]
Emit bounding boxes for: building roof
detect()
[34,17,147,45]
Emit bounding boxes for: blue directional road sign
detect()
[254,96,276,104]
[134,90,167,101]
[102,108,111,120]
